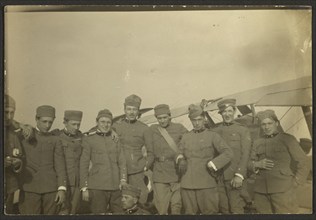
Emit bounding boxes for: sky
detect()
[4,7,312,139]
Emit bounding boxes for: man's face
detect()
[156,114,171,128]
[221,106,235,123]
[97,117,112,133]
[261,118,279,136]
[64,120,81,135]
[121,194,137,210]
[190,115,205,131]
[124,105,139,121]
[36,117,54,133]
[4,107,15,126]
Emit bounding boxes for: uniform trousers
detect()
[218,180,245,214]
[153,182,181,214]
[58,186,80,214]
[254,186,298,214]
[5,192,15,214]
[19,191,58,214]
[128,172,148,204]
[181,187,219,214]
[89,189,123,214]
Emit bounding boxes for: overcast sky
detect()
[5,7,312,136]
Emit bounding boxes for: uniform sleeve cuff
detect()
[207,161,217,171]
[176,154,184,164]
[235,173,244,180]
[80,187,88,192]
[58,186,67,191]
[252,161,259,174]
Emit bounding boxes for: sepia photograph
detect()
[3,4,313,216]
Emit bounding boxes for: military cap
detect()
[188,104,204,119]
[36,105,56,118]
[124,94,142,108]
[96,109,113,121]
[121,184,141,198]
[256,109,278,122]
[64,110,83,121]
[217,98,236,113]
[154,104,171,116]
[4,94,16,110]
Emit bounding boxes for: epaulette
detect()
[50,129,61,136]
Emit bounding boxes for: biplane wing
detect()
[203,75,312,111]
[139,76,312,124]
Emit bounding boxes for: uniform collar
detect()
[96,129,112,136]
[63,128,77,137]
[126,205,138,214]
[124,118,137,124]
[264,132,279,138]
[159,122,171,129]
[193,128,206,133]
[35,127,50,135]
[223,121,234,126]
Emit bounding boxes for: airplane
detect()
[140,75,312,136]
[138,75,313,213]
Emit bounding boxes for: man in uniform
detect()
[213,99,252,214]
[144,104,187,214]
[121,184,151,215]
[113,94,152,205]
[4,94,23,214]
[19,105,67,214]
[52,110,84,214]
[248,109,309,213]
[176,104,233,214]
[80,109,127,214]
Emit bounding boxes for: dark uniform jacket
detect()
[4,124,23,194]
[79,131,127,190]
[248,132,309,194]
[125,205,151,215]
[213,122,252,180]
[20,129,67,194]
[53,129,83,187]
[145,122,188,183]
[178,129,233,189]
[113,119,152,175]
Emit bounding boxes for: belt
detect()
[155,156,174,162]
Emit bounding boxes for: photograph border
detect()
[0,0,315,220]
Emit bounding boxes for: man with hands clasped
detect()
[79,109,127,214]
[213,99,252,214]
